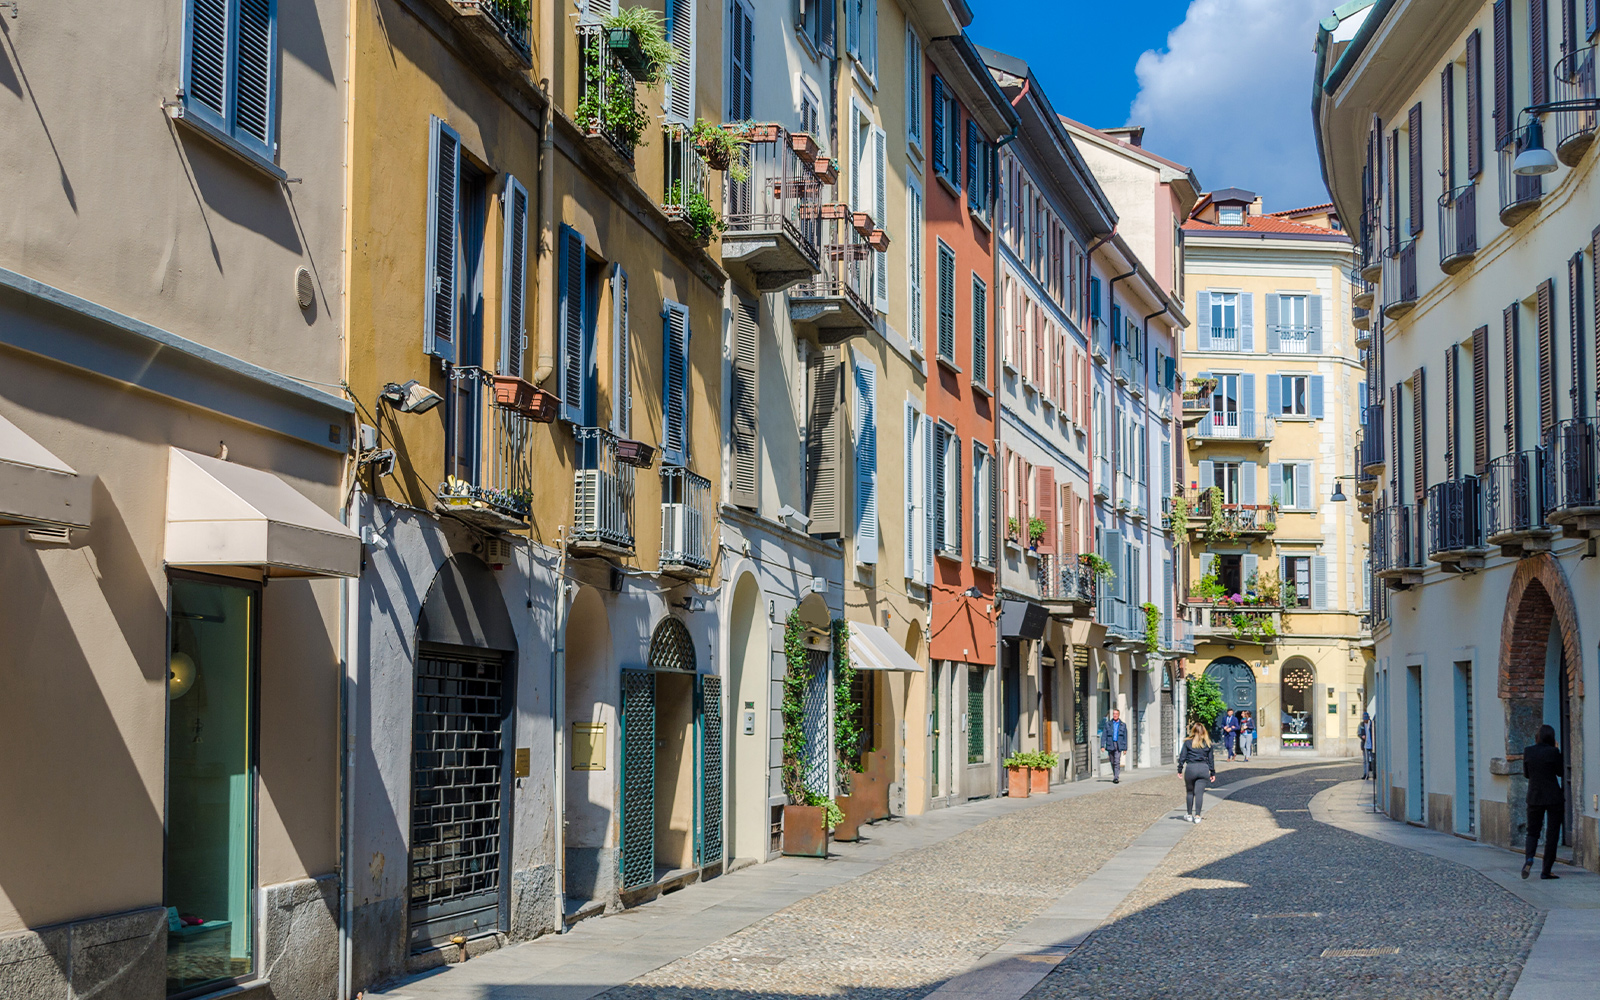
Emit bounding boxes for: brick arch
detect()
[1497,552,1583,714]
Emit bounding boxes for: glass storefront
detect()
[165,577,257,997]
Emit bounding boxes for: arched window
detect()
[648,616,696,673]
[1280,658,1316,748]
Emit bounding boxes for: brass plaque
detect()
[513,748,531,778]
[571,722,606,771]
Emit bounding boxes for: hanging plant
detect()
[1202,485,1234,544]
[1166,495,1190,545]
[690,118,751,181]
[1142,602,1161,654]
[1080,552,1114,579]
[833,618,862,795]
[781,609,809,803]
[600,5,679,84]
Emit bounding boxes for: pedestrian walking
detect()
[1238,711,1253,761]
[1221,709,1238,761]
[1359,713,1375,779]
[1101,709,1129,783]
[1522,724,1565,880]
[1176,722,1217,822]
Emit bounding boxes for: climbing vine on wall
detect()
[833,618,862,795]
[781,609,808,803]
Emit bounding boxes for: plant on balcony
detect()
[1229,611,1278,644]
[1190,571,1226,603]
[1186,672,1226,728]
[833,618,862,795]
[1080,552,1114,579]
[575,40,651,151]
[667,180,721,242]
[600,6,678,84]
[689,118,751,180]
[1006,516,1021,542]
[1166,495,1190,543]
[1201,486,1234,543]
[1141,602,1161,653]
[1027,516,1048,547]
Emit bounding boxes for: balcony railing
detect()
[1543,417,1600,535]
[1483,448,1549,551]
[572,426,636,552]
[1357,205,1382,281]
[661,123,713,244]
[576,24,642,168]
[1270,324,1318,354]
[1187,494,1277,536]
[723,124,823,290]
[1190,604,1282,645]
[437,391,538,529]
[1372,504,1425,586]
[1497,135,1543,226]
[1554,46,1598,166]
[1091,319,1112,364]
[474,0,531,56]
[1361,402,1386,475]
[1380,238,1418,319]
[659,466,713,575]
[789,212,877,340]
[1115,346,1145,392]
[1192,410,1275,444]
[1437,184,1478,274]
[1039,555,1097,606]
[1159,618,1195,654]
[1351,267,1375,311]
[1208,325,1239,353]
[1427,477,1487,567]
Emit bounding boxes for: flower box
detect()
[1006,766,1031,798]
[867,228,891,251]
[605,28,653,78]
[781,804,829,857]
[615,438,655,468]
[811,156,838,185]
[789,131,821,163]
[739,122,782,143]
[850,211,875,237]
[1029,766,1050,795]
[492,376,559,422]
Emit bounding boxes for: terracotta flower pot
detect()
[741,123,781,143]
[811,156,838,185]
[1006,766,1031,798]
[832,794,870,842]
[781,804,829,857]
[614,438,655,468]
[867,228,891,251]
[788,131,820,163]
[1029,766,1050,795]
[850,211,875,237]
[695,140,731,171]
[493,377,560,423]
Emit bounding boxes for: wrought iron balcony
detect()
[576,23,642,171]
[1188,410,1275,448]
[1426,477,1488,571]
[436,389,539,531]
[661,123,713,245]
[449,1,532,66]
[1361,402,1386,477]
[723,124,823,291]
[1372,503,1425,589]
[1180,377,1214,428]
[1159,618,1196,654]
[1351,267,1374,311]
[1484,448,1551,555]
[1497,136,1543,226]
[1357,205,1382,282]
[1554,46,1598,166]
[659,466,713,576]
[1185,493,1277,537]
[1038,554,1097,609]
[1269,324,1319,354]
[571,426,636,554]
[1189,604,1282,646]
[1380,238,1419,319]
[1543,417,1600,537]
[789,211,878,342]
[1437,184,1478,275]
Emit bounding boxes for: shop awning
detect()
[0,411,92,529]
[848,622,923,672]
[165,448,359,578]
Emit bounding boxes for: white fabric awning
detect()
[0,411,92,529]
[165,448,359,578]
[848,622,924,672]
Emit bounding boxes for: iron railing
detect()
[1380,238,1418,316]
[1115,344,1145,392]
[1194,410,1275,442]
[1159,618,1196,654]
[1371,503,1425,574]
[576,24,641,163]
[1427,477,1486,557]
[1483,449,1546,539]
[724,124,822,267]
[436,372,536,522]
[1543,417,1600,513]
[792,213,873,318]
[1554,45,1598,160]
[659,466,713,572]
[1271,324,1318,354]
[1437,184,1478,271]
[467,0,531,56]
[572,426,636,550]
[1497,135,1543,222]
[1092,318,1112,363]
[661,122,712,241]
[1191,604,1282,644]
[1189,493,1277,535]
[1357,205,1382,280]
[1351,267,1374,310]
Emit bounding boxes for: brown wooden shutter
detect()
[1001,447,1011,536]
[1442,65,1456,196]
[1571,252,1586,419]
[1494,0,1512,150]
[1391,383,1404,498]
[1467,30,1483,177]
[1473,324,1491,474]
[1594,227,1600,412]
[805,346,844,534]
[1531,0,1549,107]
[1408,103,1424,236]
[1505,302,1522,452]
[1063,483,1076,556]
[1564,0,1578,55]
[1445,344,1458,480]
[729,295,760,509]
[1036,466,1057,554]
[1387,131,1401,252]
[1412,368,1427,502]
[1538,277,1556,438]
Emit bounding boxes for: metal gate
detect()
[800,649,830,796]
[409,646,509,950]
[1072,649,1090,779]
[1159,670,1175,766]
[1129,679,1142,767]
[696,674,723,867]
[620,669,656,889]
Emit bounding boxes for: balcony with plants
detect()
[789,209,881,342]
[722,123,825,292]
[1544,416,1600,538]
[1186,570,1284,647]
[449,0,532,69]
[575,9,676,172]
[661,122,717,244]
[1426,475,1488,572]
[1038,553,1099,611]
[1180,375,1214,428]
[1437,184,1478,275]
[1380,236,1418,319]
[1179,487,1278,543]
[435,368,551,530]
[659,465,713,577]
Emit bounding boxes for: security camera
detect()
[379,380,443,415]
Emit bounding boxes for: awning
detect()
[165,448,359,578]
[999,599,1049,640]
[848,622,924,672]
[0,411,92,529]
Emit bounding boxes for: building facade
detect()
[1181,191,1374,758]
[1315,0,1598,869]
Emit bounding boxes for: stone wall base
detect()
[1427,793,1453,834]
[261,874,339,1000]
[1481,798,1512,852]
[0,906,164,1000]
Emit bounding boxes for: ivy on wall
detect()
[833,618,861,795]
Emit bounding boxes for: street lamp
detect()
[1329,475,1358,503]
[1509,99,1600,176]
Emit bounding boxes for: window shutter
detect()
[1571,252,1587,418]
[1296,462,1313,511]
[950,433,964,557]
[1505,303,1521,452]
[1566,0,1578,67]
[845,0,860,56]
[425,117,462,360]
[1241,461,1258,505]
[972,278,988,386]
[1196,290,1211,350]
[1268,463,1282,505]
[1408,102,1424,236]
[1387,131,1401,252]
[806,346,844,535]
[853,352,879,565]
[1538,277,1556,438]
[1267,373,1282,416]
[557,224,587,423]
[662,303,691,465]
[1467,29,1483,177]
[1240,292,1254,351]
[873,126,888,311]
[930,77,946,176]
[1080,352,1090,430]
[1200,551,1216,579]
[1240,373,1256,429]
[1310,375,1325,419]
[906,404,918,581]
[729,294,760,509]
[1063,483,1077,555]
[1531,0,1549,107]
[818,0,835,54]
[1198,459,1214,490]
[1311,555,1328,610]
[1594,228,1600,410]
[1445,343,1458,480]
[923,414,936,579]
[1591,0,1598,44]
[1442,64,1456,195]
[1265,293,1280,353]
[1308,295,1323,353]
[184,0,230,127]
[1036,467,1056,554]
[906,30,923,146]
[1035,305,1047,380]
[1412,368,1427,503]
[501,176,530,378]
[233,0,277,156]
[1110,303,1121,348]
[611,266,632,436]
[729,0,754,120]
[1242,553,1259,590]
[937,243,956,360]
[1493,0,1511,150]
[666,0,695,123]
[1391,383,1403,497]
[1473,323,1490,473]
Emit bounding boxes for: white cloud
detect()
[1128,0,1330,209]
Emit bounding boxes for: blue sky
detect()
[969,0,1333,212]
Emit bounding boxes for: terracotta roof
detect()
[1270,202,1336,217]
[1182,213,1350,240]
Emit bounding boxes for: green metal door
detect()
[695,674,723,868]
[619,669,655,889]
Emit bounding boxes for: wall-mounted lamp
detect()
[379,380,443,414]
[169,652,197,700]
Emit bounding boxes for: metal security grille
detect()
[1463,662,1476,834]
[620,669,655,889]
[967,668,985,764]
[697,675,723,866]
[649,617,696,673]
[800,650,830,797]
[1160,678,1175,766]
[410,646,507,950]
[1130,687,1142,767]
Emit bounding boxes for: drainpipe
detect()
[1141,301,1171,660]
[551,527,570,930]
[338,488,362,1000]
[533,61,555,384]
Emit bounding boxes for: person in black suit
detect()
[1522,724,1565,880]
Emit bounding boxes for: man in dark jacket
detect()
[1522,724,1565,880]
[1101,709,1129,783]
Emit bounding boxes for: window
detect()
[1273,461,1313,509]
[1276,293,1307,349]
[936,240,956,364]
[852,351,878,565]
[181,0,280,165]
[973,442,995,568]
[1218,205,1244,225]
[1209,373,1240,433]
[1209,292,1239,348]
[971,275,988,386]
[1207,461,1242,504]
[907,179,925,351]
[726,0,754,120]
[967,667,987,763]
[800,85,820,137]
[797,0,834,55]
[931,76,961,189]
[1279,374,1308,415]
[556,224,599,426]
[905,28,923,150]
[934,422,962,557]
[846,0,878,78]
[1282,555,1312,607]
[1270,372,1323,418]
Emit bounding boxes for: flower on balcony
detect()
[575,40,650,151]
[1027,516,1048,546]
[667,180,721,243]
[1080,552,1114,579]
[689,118,751,180]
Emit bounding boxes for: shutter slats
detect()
[1494,0,1512,150]
[502,178,529,378]
[1063,483,1076,555]
[427,119,461,359]
[667,0,695,123]
[1571,252,1586,418]
[931,77,946,176]
[559,226,586,423]
[1391,383,1403,497]
[187,0,230,118]
[1473,324,1491,474]
[729,296,760,509]
[233,0,274,146]
[923,414,935,580]
[1538,277,1556,437]
[972,278,988,386]
[615,267,631,435]
[1442,64,1456,195]
[1412,368,1427,503]
[1531,0,1549,108]
[937,242,956,361]
[1505,303,1521,452]
[1408,102,1424,236]
[1467,30,1483,177]
[906,405,917,581]
[662,305,690,464]
[874,126,888,310]
[853,354,879,565]
[806,347,844,535]
[1036,467,1056,554]
[1445,343,1458,480]
[1594,227,1600,409]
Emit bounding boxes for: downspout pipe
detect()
[533,70,555,384]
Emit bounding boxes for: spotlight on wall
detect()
[379,380,443,414]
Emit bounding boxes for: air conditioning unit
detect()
[484,536,514,568]
[661,501,686,559]
[573,469,602,534]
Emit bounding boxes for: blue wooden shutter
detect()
[1240,292,1254,351]
[1198,459,1214,490]
[1267,373,1281,416]
[1268,463,1283,505]
[184,0,231,130]
[1311,554,1329,609]
[728,0,755,120]
[1265,293,1280,353]
[923,414,936,577]
[1241,461,1258,505]
[1242,553,1259,590]
[1309,375,1325,418]
[232,0,276,158]
[1111,304,1122,346]
[662,303,690,465]
[501,176,530,378]
[728,294,759,507]
[1240,373,1256,432]
[666,0,695,123]
[425,117,462,360]
[557,225,587,422]
[1196,290,1211,350]
[1296,462,1313,510]
[1308,294,1323,353]
[612,266,632,436]
[853,352,879,565]
[874,126,889,310]
[930,77,947,176]
[966,119,979,192]
[845,0,860,56]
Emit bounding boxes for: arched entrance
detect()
[1205,657,1257,741]
[1280,658,1317,750]
[564,586,612,906]
[727,574,766,862]
[1159,664,1177,765]
[1498,554,1584,860]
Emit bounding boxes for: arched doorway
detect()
[727,574,766,862]
[1205,657,1256,742]
[1280,658,1316,749]
[1096,660,1111,768]
[564,586,612,906]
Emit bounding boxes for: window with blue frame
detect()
[182,0,279,164]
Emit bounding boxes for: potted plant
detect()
[666,183,721,244]
[1142,602,1161,653]
[1003,752,1032,798]
[615,438,655,468]
[1027,516,1048,550]
[740,122,782,143]
[491,375,560,422]
[1006,516,1021,543]
[600,5,678,84]
[689,118,750,178]
[789,130,821,162]
[811,155,838,185]
[1080,552,1114,580]
[574,44,652,154]
[1026,750,1059,794]
[782,792,839,857]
